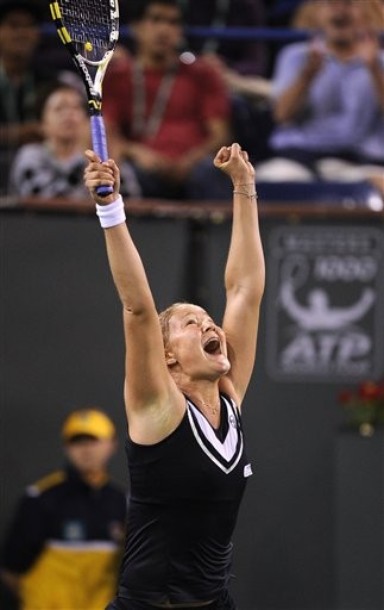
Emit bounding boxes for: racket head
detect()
[49,0,119,100]
[50,0,119,191]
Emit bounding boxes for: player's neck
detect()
[181,380,221,416]
[187,386,222,428]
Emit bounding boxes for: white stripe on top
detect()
[187,395,244,474]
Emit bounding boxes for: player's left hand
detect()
[214,143,255,186]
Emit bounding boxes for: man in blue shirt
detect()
[257,0,384,186]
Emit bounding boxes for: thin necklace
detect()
[201,400,220,416]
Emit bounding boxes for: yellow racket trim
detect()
[58,26,72,44]
[50,2,62,20]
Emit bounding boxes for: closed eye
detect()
[186,318,197,326]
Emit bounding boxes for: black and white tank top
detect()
[119,393,252,604]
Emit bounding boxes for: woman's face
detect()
[166,304,231,379]
[42,88,88,143]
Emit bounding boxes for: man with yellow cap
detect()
[0,408,127,610]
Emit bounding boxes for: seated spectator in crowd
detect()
[257,0,384,193]
[102,0,232,200]
[0,0,49,195]
[9,83,140,199]
[0,408,127,610]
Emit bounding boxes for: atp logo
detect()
[266,226,384,381]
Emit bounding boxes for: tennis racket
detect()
[50,0,119,196]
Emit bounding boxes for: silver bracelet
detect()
[233,189,257,199]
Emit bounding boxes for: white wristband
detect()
[95,195,126,228]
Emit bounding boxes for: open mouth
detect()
[203,337,221,356]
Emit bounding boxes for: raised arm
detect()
[214,144,265,406]
[84,152,182,442]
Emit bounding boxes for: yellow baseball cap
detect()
[62,409,116,441]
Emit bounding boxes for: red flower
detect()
[358,381,380,401]
[338,378,384,429]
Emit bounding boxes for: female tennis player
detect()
[84,142,265,610]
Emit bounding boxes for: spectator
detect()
[102,0,232,200]
[9,83,141,199]
[257,0,384,189]
[0,408,127,610]
[0,0,48,195]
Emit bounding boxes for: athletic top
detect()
[118,394,252,604]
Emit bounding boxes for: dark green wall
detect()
[1,208,384,610]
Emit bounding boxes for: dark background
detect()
[1,206,384,610]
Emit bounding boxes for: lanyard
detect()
[131,60,178,139]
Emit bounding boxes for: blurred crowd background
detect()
[1,0,383,205]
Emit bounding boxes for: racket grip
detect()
[91,115,113,197]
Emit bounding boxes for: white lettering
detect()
[75,54,96,94]
[281,335,317,369]
[337,332,371,365]
[314,256,377,282]
[280,331,372,374]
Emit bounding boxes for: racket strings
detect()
[59,0,116,52]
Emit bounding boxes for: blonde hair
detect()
[158,302,189,349]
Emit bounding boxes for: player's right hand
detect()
[84,149,121,205]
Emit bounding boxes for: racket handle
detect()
[91,115,113,197]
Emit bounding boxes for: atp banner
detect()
[266,225,384,382]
